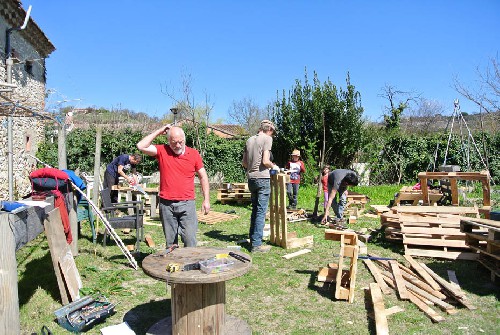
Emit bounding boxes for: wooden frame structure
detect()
[324,229,359,303]
[269,173,313,249]
[418,171,491,217]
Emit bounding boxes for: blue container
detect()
[490,211,500,221]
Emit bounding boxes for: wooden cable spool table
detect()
[142,247,252,335]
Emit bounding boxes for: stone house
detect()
[0,0,55,199]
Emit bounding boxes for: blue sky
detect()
[25,1,499,122]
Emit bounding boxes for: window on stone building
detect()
[25,60,34,76]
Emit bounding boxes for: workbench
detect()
[142,247,252,334]
[113,185,159,218]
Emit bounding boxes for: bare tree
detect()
[454,56,500,114]
[161,72,213,156]
[379,84,420,131]
[227,97,266,134]
[405,98,446,133]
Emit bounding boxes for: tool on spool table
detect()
[229,252,250,263]
[166,263,181,272]
[153,244,179,257]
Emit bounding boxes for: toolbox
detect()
[54,296,115,333]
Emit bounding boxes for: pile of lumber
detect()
[365,254,476,329]
[380,206,482,260]
[460,217,500,282]
[216,183,251,204]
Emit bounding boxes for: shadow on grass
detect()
[295,269,334,300]
[18,251,61,306]
[203,229,248,245]
[424,259,500,299]
[367,228,405,255]
[363,287,377,335]
[123,298,170,334]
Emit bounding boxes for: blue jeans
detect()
[332,192,347,219]
[286,183,300,207]
[248,178,271,248]
[159,198,198,247]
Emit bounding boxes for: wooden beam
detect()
[363,259,392,295]
[389,261,409,300]
[369,283,389,335]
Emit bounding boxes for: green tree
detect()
[272,69,364,183]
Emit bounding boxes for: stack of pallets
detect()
[460,217,500,282]
[380,206,482,260]
[216,183,251,204]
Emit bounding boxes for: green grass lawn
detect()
[16,184,500,334]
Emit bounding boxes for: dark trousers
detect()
[103,171,119,203]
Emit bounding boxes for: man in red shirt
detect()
[137,125,210,247]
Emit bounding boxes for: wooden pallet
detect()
[269,173,313,249]
[217,188,252,204]
[324,230,359,303]
[401,214,478,260]
[197,210,239,225]
[460,217,500,282]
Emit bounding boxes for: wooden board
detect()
[369,283,389,335]
[283,248,311,260]
[44,208,80,304]
[197,210,239,225]
[270,173,313,249]
[58,249,82,301]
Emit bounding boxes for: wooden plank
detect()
[369,283,389,335]
[286,235,314,249]
[403,236,468,248]
[44,208,70,305]
[405,248,478,260]
[389,261,409,300]
[325,229,357,245]
[363,259,392,295]
[145,234,155,247]
[384,306,404,316]
[58,249,82,302]
[419,263,465,298]
[407,291,445,323]
[381,272,444,323]
[317,267,340,283]
[283,248,311,259]
[394,206,479,215]
[399,270,447,300]
[0,214,20,334]
[401,226,464,235]
[381,270,456,314]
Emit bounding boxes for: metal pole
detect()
[7,58,14,201]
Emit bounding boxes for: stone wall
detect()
[0,16,49,199]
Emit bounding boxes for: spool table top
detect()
[142,247,252,284]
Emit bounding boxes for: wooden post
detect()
[68,191,78,256]
[93,126,102,209]
[0,215,20,334]
[57,124,67,170]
